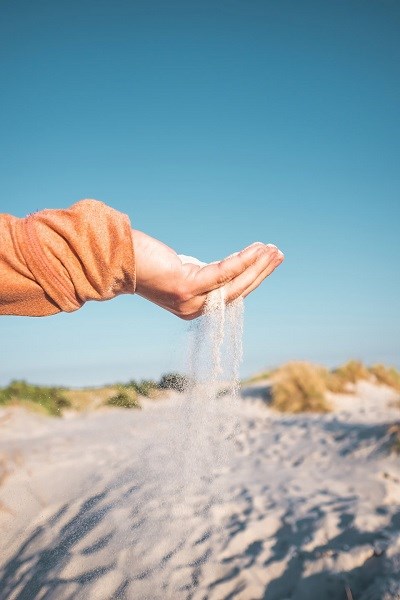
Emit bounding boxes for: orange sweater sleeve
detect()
[0,199,136,317]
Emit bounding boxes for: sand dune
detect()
[1,381,400,599]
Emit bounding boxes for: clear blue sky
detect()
[1,0,399,386]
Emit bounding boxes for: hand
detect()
[132,230,284,320]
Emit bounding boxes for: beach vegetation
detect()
[0,380,70,416]
[106,390,140,409]
[124,379,160,397]
[158,372,190,393]
[369,364,400,392]
[322,370,351,394]
[62,386,119,411]
[331,360,370,387]
[271,362,331,413]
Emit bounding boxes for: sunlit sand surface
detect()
[1,381,400,600]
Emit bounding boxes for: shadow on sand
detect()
[0,490,120,600]
[240,384,273,405]
[1,414,400,599]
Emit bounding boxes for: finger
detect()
[192,243,273,295]
[226,252,283,302]
[240,252,284,299]
[224,249,284,302]
[184,250,283,320]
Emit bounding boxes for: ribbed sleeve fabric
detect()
[0,199,136,316]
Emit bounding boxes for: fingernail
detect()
[266,244,284,259]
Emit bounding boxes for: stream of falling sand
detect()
[178,255,244,494]
[126,257,245,581]
[179,254,244,395]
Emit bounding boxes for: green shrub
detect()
[271,362,331,413]
[106,390,140,409]
[125,379,159,397]
[0,380,70,416]
[369,364,400,392]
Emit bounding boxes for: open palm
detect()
[132,230,284,320]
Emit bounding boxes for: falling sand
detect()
[177,255,245,511]
[178,253,244,395]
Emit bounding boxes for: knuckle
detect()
[171,283,198,319]
[173,282,192,304]
[252,242,265,251]
[270,248,279,260]
[216,263,232,285]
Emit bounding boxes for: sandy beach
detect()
[1,380,400,600]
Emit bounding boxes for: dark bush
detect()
[158,372,190,393]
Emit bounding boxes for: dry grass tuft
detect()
[269,360,373,409]
[369,364,400,393]
[331,360,371,386]
[62,387,122,411]
[271,362,331,413]
[319,360,371,394]
[323,370,351,394]
[64,387,141,410]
